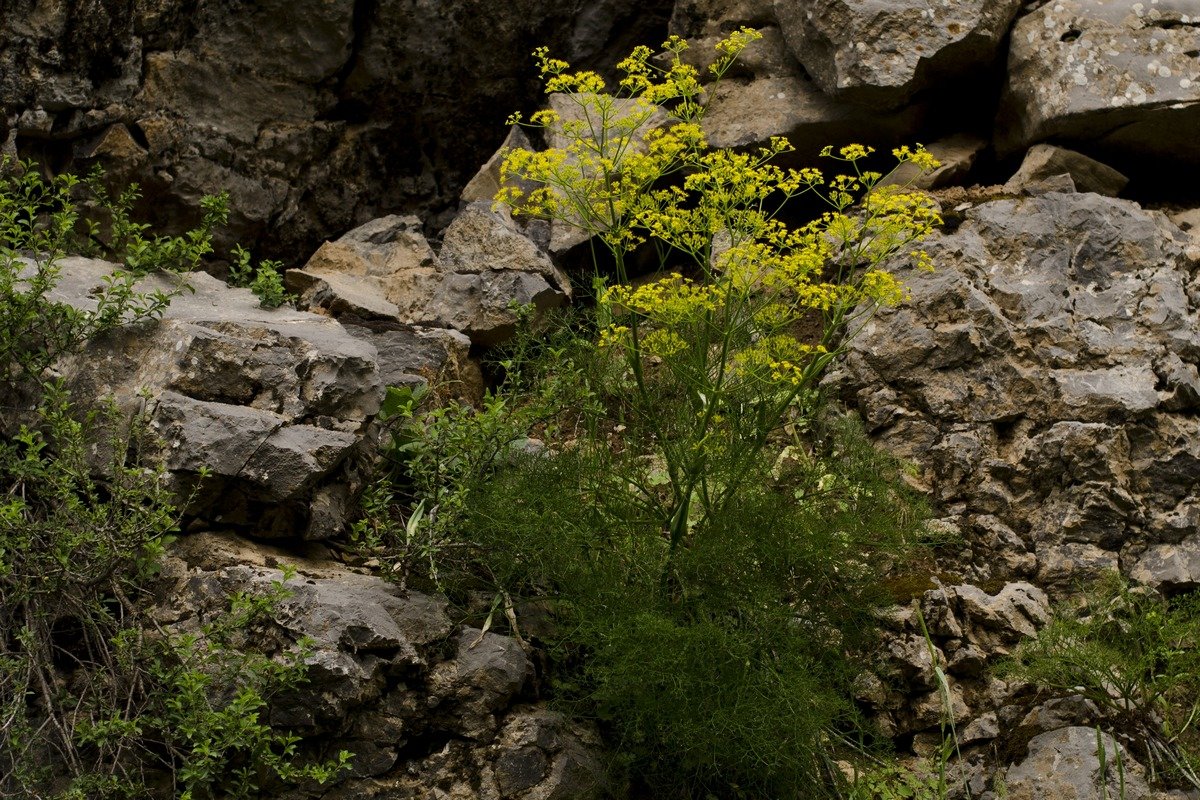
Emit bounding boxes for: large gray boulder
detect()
[999,0,1200,164]
[830,192,1200,592]
[43,258,380,537]
[773,0,1024,108]
[34,256,469,538]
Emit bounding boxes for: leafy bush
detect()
[999,574,1200,789]
[456,412,924,796]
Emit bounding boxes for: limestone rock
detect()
[461,125,535,206]
[1004,144,1129,197]
[924,582,1050,653]
[773,0,1024,108]
[288,215,436,321]
[290,208,569,346]
[427,628,533,738]
[1131,535,1200,591]
[831,192,1200,588]
[343,324,483,402]
[1004,727,1152,800]
[999,0,1200,164]
[880,134,986,190]
[40,257,382,537]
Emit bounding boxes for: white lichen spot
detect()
[1182,77,1194,89]
[1111,95,1128,106]
[1158,65,1172,77]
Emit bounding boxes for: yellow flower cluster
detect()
[736,334,828,387]
[892,145,942,172]
[601,273,726,325]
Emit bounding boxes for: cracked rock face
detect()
[831,192,1200,592]
[157,533,606,800]
[1000,0,1200,165]
[773,0,1024,109]
[1,0,669,259]
[288,207,570,346]
[32,256,475,539]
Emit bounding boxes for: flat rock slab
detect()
[1005,727,1151,799]
[1000,0,1200,163]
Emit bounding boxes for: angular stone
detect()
[880,134,985,190]
[773,0,1024,108]
[1131,536,1200,592]
[999,0,1200,164]
[438,202,569,291]
[290,215,436,320]
[1005,727,1152,800]
[343,323,482,401]
[241,424,359,501]
[427,627,533,738]
[1004,144,1129,198]
[461,124,534,205]
[293,209,569,345]
[1052,365,1160,416]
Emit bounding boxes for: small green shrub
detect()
[80,165,229,275]
[999,574,1200,789]
[229,244,290,309]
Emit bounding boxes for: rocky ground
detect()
[6,0,1200,797]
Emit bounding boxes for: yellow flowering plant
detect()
[497,33,941,571]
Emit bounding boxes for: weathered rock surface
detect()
[881,134,987,190]
[289,207,569,345]
[158,532,607,800]
[1005,727,1152,800]
[1,0,669,259]
[773,0,1024,109]
[1000,0,1200,165]
[666,2,931,158]
[832,192,1200,592]
[865,582,1047,738]
[34,256,482,537]
[701,72,926,159]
